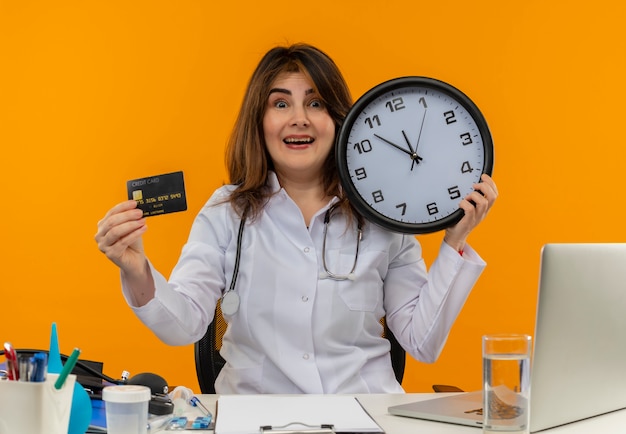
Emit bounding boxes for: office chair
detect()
[194,301,406,394]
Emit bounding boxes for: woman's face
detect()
[262,72,335,181]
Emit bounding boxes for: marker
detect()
[54,348,80,390]
[30,352,48,382]
[3,342,19,381]
[19,355,30,382]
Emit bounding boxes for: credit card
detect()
[127,171,187,217]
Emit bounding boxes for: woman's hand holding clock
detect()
[443,173,498,252]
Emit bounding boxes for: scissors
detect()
[3,342,19,381]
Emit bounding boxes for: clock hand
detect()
[411,109,428,169]
[401,130,416,154]
[415,109,427,150]
[401,130,423,171]
[373,134,413,156]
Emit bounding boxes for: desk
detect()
[181,393,626,434]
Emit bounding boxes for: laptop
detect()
[389,243,626,432]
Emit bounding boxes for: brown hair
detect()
[225,43,356,221]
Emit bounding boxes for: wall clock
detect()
[336,76,493,234]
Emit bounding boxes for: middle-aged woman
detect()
[95,43,498,394]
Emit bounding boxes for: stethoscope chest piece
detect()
[221,291,240,315]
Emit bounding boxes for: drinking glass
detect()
[482,334,532,434]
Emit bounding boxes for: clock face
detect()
[336,77,493,234]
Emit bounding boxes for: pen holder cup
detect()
[0,373,76,434]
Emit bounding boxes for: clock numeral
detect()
[355,167,367,180]
[385,97,405,112]
[396,203,406,216]
[444,110,457,125]
[460,132,473,145]
[427,202,439,215]
[419,97,427,108]
[461,161,474,173]
[372,190,384,203]
[353,139,373,154]
[364,115,381,129]
[448,186,461,200]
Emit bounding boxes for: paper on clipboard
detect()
[214,395,384,434]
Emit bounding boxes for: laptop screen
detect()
[529,243,626,431]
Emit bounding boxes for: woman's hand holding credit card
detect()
[95,170,187,306]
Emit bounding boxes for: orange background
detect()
[1,0,624,393]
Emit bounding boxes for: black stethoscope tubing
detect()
[220,203,362,313]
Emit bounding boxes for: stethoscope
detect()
[220,203,363,315]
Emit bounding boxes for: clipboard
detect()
[259,422,335,434]
[214,395,384,434]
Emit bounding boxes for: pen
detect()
[54,347,80,390]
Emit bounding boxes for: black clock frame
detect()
[336,76,494,234]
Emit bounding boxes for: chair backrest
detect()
[194,302,227,394]
[194,302,406,394]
